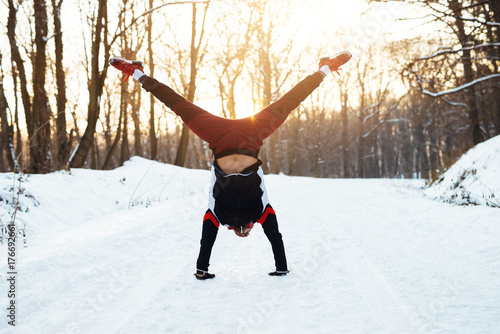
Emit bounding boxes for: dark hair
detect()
[234,225,251,238]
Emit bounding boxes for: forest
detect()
[0,0,499,178]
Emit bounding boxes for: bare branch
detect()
[109,0,210,48]
[418,43,500,61]
[459,16,500,26]
[419,73,500,97]
[362,93,408,139]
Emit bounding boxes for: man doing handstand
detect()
[109,51,352,279]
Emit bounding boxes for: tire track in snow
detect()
[333,234,419,333]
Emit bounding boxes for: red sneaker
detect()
[319,51,352,75]
[109,57,144,82]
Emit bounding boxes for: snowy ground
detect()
[1,157,499,333]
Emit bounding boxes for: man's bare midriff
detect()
[216,154,258,174]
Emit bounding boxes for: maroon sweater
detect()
[139,72,324,159]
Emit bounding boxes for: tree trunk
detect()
[356,62,368,178]
[261,38,280,174]
[375,112,383,178]
[69,0,108,168]
[488,1,500,135]
[32,0,51,173]
[395,124,402,177]
[425,135,432,180]
[341,91,350,178]
[0,57,19,172]
[489,0,500,51]
[132,86,142,156]
[175,3,201,167]
[357,117,364,178]
[449,0,482,145]
[0,137,4,172]
[102,103,123,170]
[52,0,69,167]
[91,135,100,169]
[104,99,112,151]
[227,79,237,119]
[7,0,32,164]
[414,118,425,178]
[11,62,22,164]
[121,90,129,164]
[148,0,157,160]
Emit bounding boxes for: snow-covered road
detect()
[1,159,499,333]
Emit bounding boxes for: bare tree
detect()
[102,86,125,170]
[131,87,142,156]
[147,0,158,160]
[174,2,211,167]
[338,66,353,178]
[69,0,109,168]
[448,0,481,144]
[250,0,302,174]
[31,0,52,173]
[7,0,32,168]
[120,85,130,164]
[374,0,500,146]
[0,52,20,172]
[52,0,69,167]
[351,47,399,178]
[213,4,256,119]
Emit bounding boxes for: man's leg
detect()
[259,205,288,275]
[109,57,228,144]
[247,72,324,144]
[140,76,235,146]
[250,52,352,141]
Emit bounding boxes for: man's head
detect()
[233,225,252,237]
[229,222,254,238]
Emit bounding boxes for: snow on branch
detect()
[140,0,210,18]
[420,74,500,98]
[442,97,468,108]
[418,43,500,61]
[361,101,382,115]
[459,16,500,27]
[362,93,407,139]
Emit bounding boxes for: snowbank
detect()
[0,157,210,239]
[425,135,500,207]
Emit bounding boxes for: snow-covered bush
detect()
[425,135,500,207]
